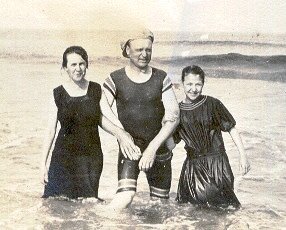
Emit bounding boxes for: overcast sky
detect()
[1,0,286,33]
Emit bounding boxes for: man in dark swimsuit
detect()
[103,27,179,210]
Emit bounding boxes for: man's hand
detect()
[138,146,156,172]
[116,129,141,160]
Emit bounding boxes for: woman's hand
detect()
[40,164,49,185]
[138,146,156,172]
[228,127,250,176]
[165,136,176,151]
[239,155,251,175]
[116,129,141,160]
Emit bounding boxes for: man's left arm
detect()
[138,86,180,171]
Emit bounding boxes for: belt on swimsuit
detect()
[186,148,223,159]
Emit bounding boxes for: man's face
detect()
[126,38,152,70]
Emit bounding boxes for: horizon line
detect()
[1,28,286,35]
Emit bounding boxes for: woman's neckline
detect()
[182,95,205,104]
[62,81,91,98]
[179,95,207,111]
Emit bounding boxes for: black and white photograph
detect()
[0,0,285,229]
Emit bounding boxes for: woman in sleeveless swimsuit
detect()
[40,46,140,199]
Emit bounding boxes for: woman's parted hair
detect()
[62,46,88,68]
[181,65,205,84]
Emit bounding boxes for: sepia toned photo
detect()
[0,0,285,229]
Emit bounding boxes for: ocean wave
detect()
[156,40,286,47]
[151,53,286,82]
[153,53,286,65]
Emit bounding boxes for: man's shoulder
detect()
[110,67,125,78]
[152,67,167,77]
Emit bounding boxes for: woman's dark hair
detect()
[62,46,88,68]
[181,65,205,84]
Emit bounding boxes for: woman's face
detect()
[183,73,204,102]
[64,53,87,82]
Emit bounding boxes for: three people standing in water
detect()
[41,28,250,209]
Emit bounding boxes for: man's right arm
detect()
[103,76,116,106]
[102,77,141,160]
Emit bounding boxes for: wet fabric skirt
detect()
[176,152,241,208]
[43,150,103,199]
